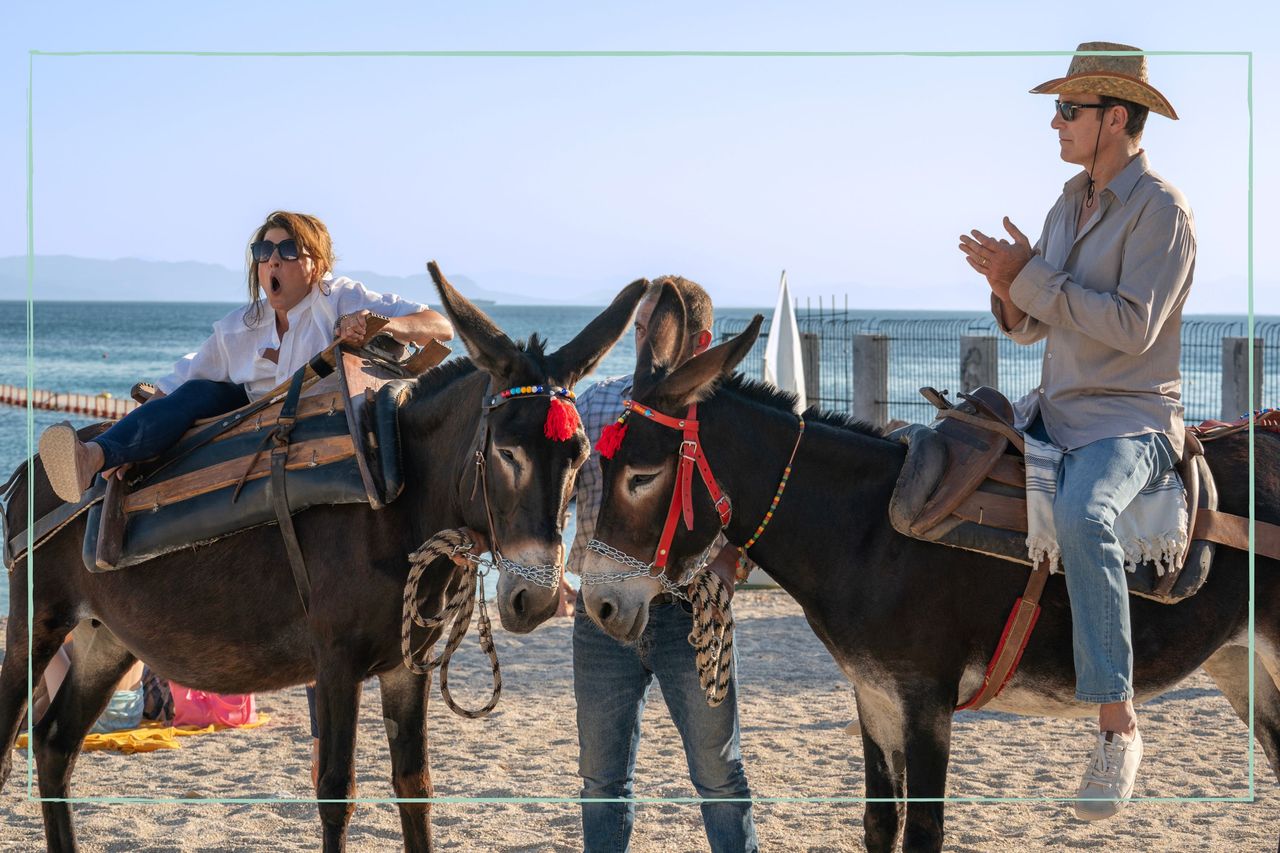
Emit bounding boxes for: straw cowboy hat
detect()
[1031,41,1178,120]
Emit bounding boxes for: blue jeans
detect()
[573,596,757,853]
[92,380,249,470]
[1028,419,1177,703]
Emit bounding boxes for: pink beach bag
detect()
[169,682,258,728]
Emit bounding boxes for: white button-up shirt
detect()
[157,274,429,401]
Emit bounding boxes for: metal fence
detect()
[716,315,1280,426]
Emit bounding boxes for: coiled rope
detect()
[687,571,735,707]
[400,528,502,719]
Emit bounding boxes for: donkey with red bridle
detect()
[578,301,1280,852]
[1,268,646,853]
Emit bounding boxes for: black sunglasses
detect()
[250,238,302,262]
[1055,100,1109,122]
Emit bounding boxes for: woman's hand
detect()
[334,310,371,345]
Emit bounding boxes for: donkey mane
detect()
[410,335,555,399]
[413,356,480,397]
[719,374,884,439]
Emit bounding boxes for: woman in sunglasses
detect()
[39,210,452,503]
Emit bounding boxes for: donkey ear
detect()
[548,278,649,386]
[652,314,763,407]
[634,279,689,387]
[427,261,521,376]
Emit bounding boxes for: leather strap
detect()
[631,401,733,571]
[270,366,312,613]
[6,485,105,570]
[679,407,697,530]
[934,407,1025,454]
[956,558,1051,711]
[1194,509,1280,561]
[475,424,505,564]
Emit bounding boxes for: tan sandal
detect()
[38,421,98,503]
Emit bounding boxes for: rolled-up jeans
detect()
[573,595,757,853]
[92,380,249,470]
[1027,418,1177,703]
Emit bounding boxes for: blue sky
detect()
[2,2,1274,312]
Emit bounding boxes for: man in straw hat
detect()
[958,43,1195,820]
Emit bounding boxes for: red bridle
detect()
[620,399,733,570]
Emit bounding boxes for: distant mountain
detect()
[335,268,556,306]
[0,256,570,306]
[0,256,247,302]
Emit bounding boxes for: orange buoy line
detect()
[0,383,138,420]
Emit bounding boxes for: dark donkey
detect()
[579,311,1280,852]
[0,267,647,853]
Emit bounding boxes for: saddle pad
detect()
[82,378,369,572]
[889,424,1217,604]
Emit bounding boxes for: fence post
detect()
[853,334,889,428]
[800,332,820,407]
[1221,336,1264,419]
[959,335,998,392]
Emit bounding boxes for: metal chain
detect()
[493,555,562,589]
[579,539,711,601]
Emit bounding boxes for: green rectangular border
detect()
[23,48,1256,807]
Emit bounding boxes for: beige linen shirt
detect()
[993,152,1196,458]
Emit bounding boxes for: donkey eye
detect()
[629,472,657,490]
[498,448,516,463]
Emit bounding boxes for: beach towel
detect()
[15,715,268,754]
[1023,434,1187,575]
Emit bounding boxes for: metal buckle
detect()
[714,494,732,523]
[679,439,698,461]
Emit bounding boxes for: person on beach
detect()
[38,210,452,503]
[32,636,146,734]
[958,43,1194,820]
[569,277,758,853]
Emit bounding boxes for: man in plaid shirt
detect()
[568,276,758,853]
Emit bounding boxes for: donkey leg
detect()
[378,665,434,852]
[854,684,908,853]
[313,672,363,853]
[32,622,137,853]
[898,694,954,853]
[1203,644,1280,782]
[0,587,75,795]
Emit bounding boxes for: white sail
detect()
[762,269,807,413]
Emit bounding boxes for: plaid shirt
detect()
[566,375,631,577]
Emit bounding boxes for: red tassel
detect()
[595,420,628,459]
[544,396,581,442]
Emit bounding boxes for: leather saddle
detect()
[78,332,450,572]
[888,386,1217,604]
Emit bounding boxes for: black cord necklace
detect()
[1083,116,1106,211]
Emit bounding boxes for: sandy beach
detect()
[2,593,1277,852]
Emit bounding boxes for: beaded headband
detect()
[482,384,577,409]
[483,384,581,442]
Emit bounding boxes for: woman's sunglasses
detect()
[1055,100,1109,122]
[250,238,303,262]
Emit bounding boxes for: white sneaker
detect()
[1073,729,1143,821]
